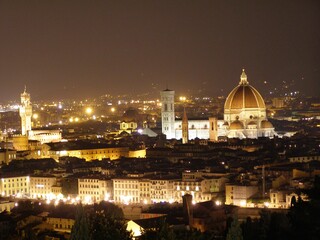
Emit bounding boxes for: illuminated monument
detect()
[220,69,275,138]
[160,89,176,139]
[19,87,32,136]
[161,69,275,140]
[18,88,62,145]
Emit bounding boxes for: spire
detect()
[24,85,27,93]
[239,68,249,85]
[182,107,188,144]
[182,107,188,122]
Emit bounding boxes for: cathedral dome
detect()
[260,120,273,128]
[122,108,140,122]
[224,69,266,110]
[229,120,244,130]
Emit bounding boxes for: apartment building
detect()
[29,175,57,199]
[0,175,30,197]
[78,177,113,203]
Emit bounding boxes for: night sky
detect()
[0,0,319,102]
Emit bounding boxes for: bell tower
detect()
[160,89,175,139]
[182,107,189,144]
[19,87,32,136]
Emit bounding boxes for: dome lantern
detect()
[239,68,249,85]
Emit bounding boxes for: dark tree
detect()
[241,217,260,240]
[290,196,296,207]
[70,204,90,240]
[226,218,243,240]
[93,201,124,219]
[175,228,215,240]
[90,212,131,240]
[267,212,291,240]
[140,218,175,240]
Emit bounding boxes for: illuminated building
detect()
[129,149,147,158]
[0,175,30,197]
[174,174,228,203]
[44,141,134,161]
[0,149,16,165]
[161,69,276,140]
[285,192,308,208]
[78,177,113,203]
[111,173,227,205]
[113,178,141,204]
[12,135,29,151]
[119,121,138,134]
[272,97,285,108]
[269,190,287,208]
[139,179,151,204]
[174,180,203,203]
[149,179,175,203]
[0,200,15,212]
[18,88,62,144]
[28,130,62,144]
[221,69,275,138]
[29,175,57,199]
[51,185,63,197]
[225,184,258,206]
[19,87,32,136]
[46,216,74,233]
[126,220,144,239]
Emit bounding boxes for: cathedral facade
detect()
[161,69,275,140]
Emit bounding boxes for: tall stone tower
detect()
[209,117,218,142]
[19,87,32,136]
[160,89,175,139]
[182,107,189,144]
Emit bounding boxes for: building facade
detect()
[113,178,141,204]
[225,184,259,206]
[78,177,113,203]
[29,175,57,199]
[0,175,30,197]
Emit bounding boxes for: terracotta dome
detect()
[229,120,244,130]
[224,69,266,110]
[260,120,273,128]
[122,108,140,122]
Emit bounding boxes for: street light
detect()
[86,107,93,115]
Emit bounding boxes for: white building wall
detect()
[30,176,57,199]
[175,120,210,140]
[0,176,30,197]
[78,178,113,203]
[113,179,140,204]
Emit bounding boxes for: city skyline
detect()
[0,0,319,102]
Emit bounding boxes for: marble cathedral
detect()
[161,69,275,141]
